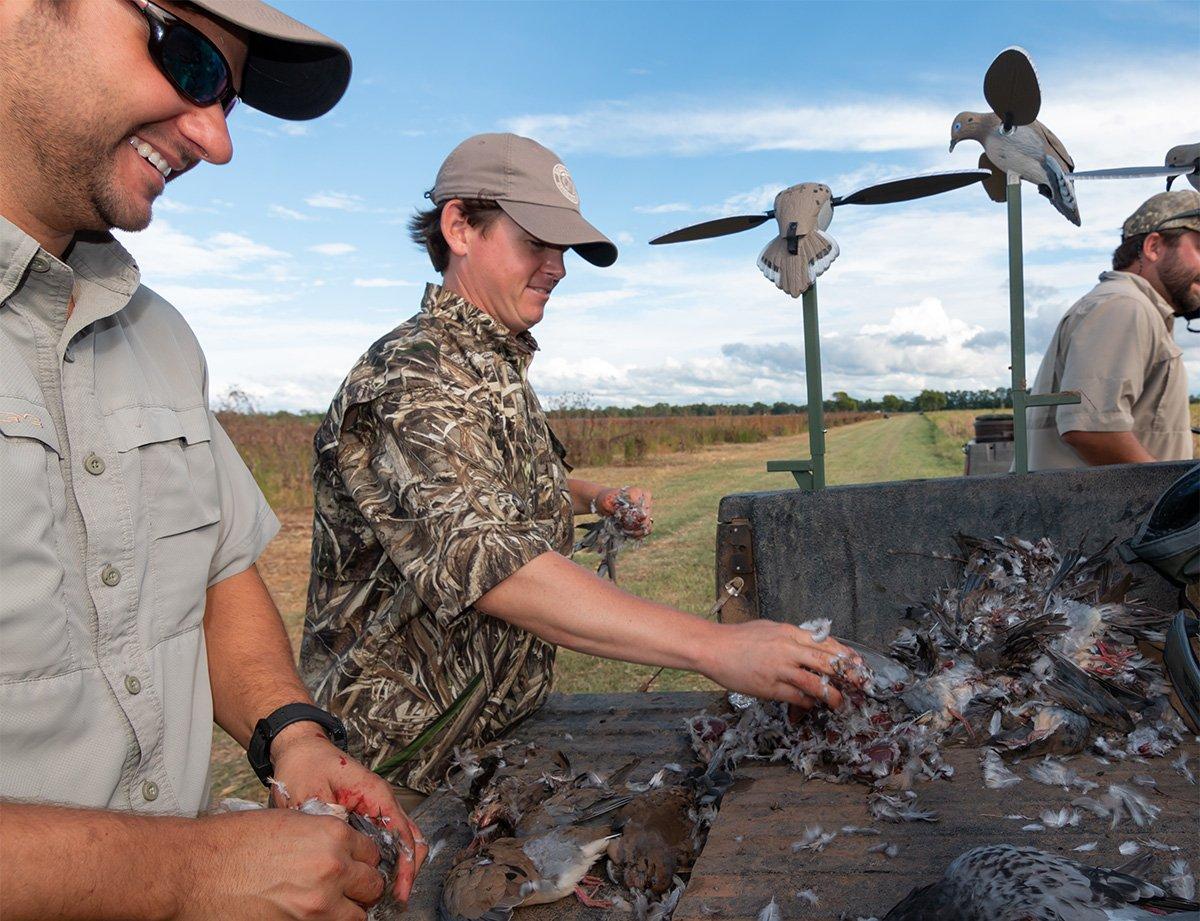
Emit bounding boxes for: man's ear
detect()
[1141,232,1167,265]
[440,200,471,258]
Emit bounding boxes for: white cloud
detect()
[269,204,316,222]
[352,277,418,288]
[634,202,693,214]
[308,242,357,256]
[115,220,290,280]
[305,190,368,211]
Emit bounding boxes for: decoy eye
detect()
[953,122,962,132]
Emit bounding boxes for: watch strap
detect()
[247,702,348,787]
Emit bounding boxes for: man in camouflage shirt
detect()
[301,134,862,800]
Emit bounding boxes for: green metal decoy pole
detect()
[765,281,825,490]
[802,283,826,490]
[1007,176,1029,474]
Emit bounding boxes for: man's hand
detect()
[699,620,864,710]
[269,727,428,908]
[594,485,653,538]
[183,809,384,921]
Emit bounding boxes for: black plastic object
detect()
[833,170,991,207]
[650,213,772,245]
[984,46,1041,130]
[1165,612,1200,734]
[1119,464,1199,586]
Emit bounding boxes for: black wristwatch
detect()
[247,703,348,787]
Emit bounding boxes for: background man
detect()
[0,2,425,917]
[300,133,864,806]
[1028,190,1200,470]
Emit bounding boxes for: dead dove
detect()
[606,785,698,895]
[439,827,618,920]
[882,843,1200,920]
[756,183,839,298]
[1166,144,1200,191]
[951,111,1080,225]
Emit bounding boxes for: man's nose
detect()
[177,102,234,166]
[544,248,566,279]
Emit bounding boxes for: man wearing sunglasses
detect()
[0,2,426,918]
[1028,190,1200,471]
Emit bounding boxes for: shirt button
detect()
[142,780,159,802]
[30,253,51,273]
[124,674,142,695]
[100,565,121,587]
[84,453,106,476]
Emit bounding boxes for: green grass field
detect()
[557,411,968,693]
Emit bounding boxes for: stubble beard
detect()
[1,14,155,237]
[1158,248,1200,317]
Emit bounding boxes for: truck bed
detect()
[403,692,1198,920]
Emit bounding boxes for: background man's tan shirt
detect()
[0,218,277,815]
[1028,271,1192,470]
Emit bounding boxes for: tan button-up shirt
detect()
[300,284,573,794]
[1028,271,1193,470]
[0,217,278,815]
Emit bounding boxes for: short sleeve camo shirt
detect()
[299,283,574,793]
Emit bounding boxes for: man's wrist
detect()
[270,720,335,759]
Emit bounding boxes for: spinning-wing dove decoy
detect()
[439,827,618,921]
[756,183,839,298]
[950,111,1080,225]
[883,843,1200,920]
[1167,143,1200,191]
[650,170,989,297]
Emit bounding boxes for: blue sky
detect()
[116,1,1200,412]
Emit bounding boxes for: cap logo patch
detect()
[553,164,579,205]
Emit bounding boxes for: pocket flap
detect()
[108,405,212,452]
[0,397,59,454]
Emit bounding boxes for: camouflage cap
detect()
[430,133,617,267]
[1122,190,1200,238]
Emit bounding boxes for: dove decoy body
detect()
[439,827,618,921]
[883,843,1200,920]
[757,183,840,298]
[1166,143,1200,191]
[951,111,1080,225]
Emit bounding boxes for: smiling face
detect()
[441,205,568,334]
[0,0,247,250]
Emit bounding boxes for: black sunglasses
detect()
[132,0,238,115]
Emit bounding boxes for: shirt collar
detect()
[1100,270,1177,326]
[0,216,141,343]
[421,282,539,361]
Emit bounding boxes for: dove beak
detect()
[1167,174,1176,190]
[949,140,958,153]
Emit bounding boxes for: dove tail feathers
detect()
[757,231,838,298]
[1041,155,1081,226]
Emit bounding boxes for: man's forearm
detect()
[0,801,191,921]
[203,564,315,749]
[1061,429,1157,466]
[476,551,717,672]
[567,477,606,516]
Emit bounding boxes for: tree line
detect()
[547,388,1017,418]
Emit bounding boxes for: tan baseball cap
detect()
[1122,190,1200,238]
[191,0,351,121]
[431,133,618,267]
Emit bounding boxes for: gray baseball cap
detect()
[431,133,618,267]
[191,0,351,120]
[1122,190,1200,238]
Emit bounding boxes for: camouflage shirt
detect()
[300,284,573,793]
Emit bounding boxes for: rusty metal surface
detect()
[715,517,758,624]
[403,691,716,921]
[674,742,1200,921]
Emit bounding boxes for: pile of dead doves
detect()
[226,535,1197,920]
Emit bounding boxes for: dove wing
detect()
[1032,119,1074,172]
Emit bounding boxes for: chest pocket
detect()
[110,405,220,645]
[0,398,74,679]
[1152,340,1188,431]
